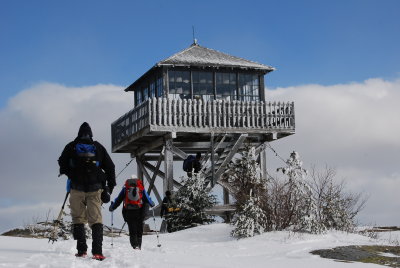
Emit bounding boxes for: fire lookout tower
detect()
[111,41,295,214]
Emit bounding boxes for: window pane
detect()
[150,82,155,98]
[136,90,142,105]
[176,74,182,83]
[156,77,163,97]
[169,71,175,83]
[238,73,259,101]
[193,71,213,98]
[143,87,149,101]
[216,72,236,99]
[169,70,190,97]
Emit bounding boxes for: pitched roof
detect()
[125,42,274,92]
[156,42,274,71]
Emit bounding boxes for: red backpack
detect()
[124,178,144,209]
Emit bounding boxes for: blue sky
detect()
[1,0,399,107]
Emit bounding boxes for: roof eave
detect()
[157,62,274,72]
[124,65,160,92]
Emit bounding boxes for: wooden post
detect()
[211,132,215,187]
[260,147,267,181]
[167,98,172,126]
[223,187,231,223]
[188,99,192,127]
[183,99,187,127]
[157,98,162,126]
[178,98,182,126]
[136,158,143,181]
[163,137,174,193]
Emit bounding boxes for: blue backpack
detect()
[74,143,99,174]
[183,155,195,172]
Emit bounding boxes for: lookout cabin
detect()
[111,41,295,217]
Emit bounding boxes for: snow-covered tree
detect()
[269,152,365,233]
[231,190,268,238]
[167,172,217,232]
[223,149,366,237]
[308,166,366,232]
[222,147,270,237]
[223,146,267,203]
[270,151,322,233]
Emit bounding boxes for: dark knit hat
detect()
[78,122,93,138]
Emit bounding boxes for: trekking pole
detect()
[48,191,70,243]
[115,158,134,179]
[118,222,126,236]
[151,209,161,247]
[111,210,114,248]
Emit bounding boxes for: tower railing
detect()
[112,98,295,150]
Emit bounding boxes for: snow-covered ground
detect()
[0,223,397,268]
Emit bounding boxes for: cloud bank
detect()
[0,83,134,231]
[265,78,400,225]
[0,78,399,232]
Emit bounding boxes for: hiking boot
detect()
[92,254,106,261]
[75,251,87,257]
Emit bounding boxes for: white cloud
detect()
[0,78,399,232]
[0,83,134,232]
[265,78,400,225]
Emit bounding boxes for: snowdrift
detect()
[0,223,393,267]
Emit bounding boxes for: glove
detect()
[109,201,115,212]
[101,189,110,204]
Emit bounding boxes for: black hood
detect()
[77,122,93,138]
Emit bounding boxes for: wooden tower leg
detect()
[260,148,267,180]
[223,187,231,223]
[136,158,144,180]
[164,138,174,193]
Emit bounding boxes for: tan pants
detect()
[70,189,102,226]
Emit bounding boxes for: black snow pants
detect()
[73,223,87,254]
[73,223,103,255]
[91,223,103,255]
[123,208,145,249]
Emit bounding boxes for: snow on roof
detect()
[156,43,275,71]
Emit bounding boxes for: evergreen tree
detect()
[167,172,217,232]
[276,151,322,233]
[231,190,268,238]
[223,147,267,203]
[222,147,269,237]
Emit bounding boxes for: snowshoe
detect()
[75,252,87,258]
[92,254,106,261]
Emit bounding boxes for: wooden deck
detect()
[111,98,295,153]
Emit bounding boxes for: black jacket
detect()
[58,137,116,192]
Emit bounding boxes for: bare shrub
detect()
[307,165,367,232]
[224,148,367,237]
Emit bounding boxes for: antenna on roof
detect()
[192,26,198,45]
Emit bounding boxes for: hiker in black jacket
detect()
[160,191,176,233]
[187,152,202,177]
[58,122,116,261]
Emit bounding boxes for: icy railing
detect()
[112,98,295,149]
